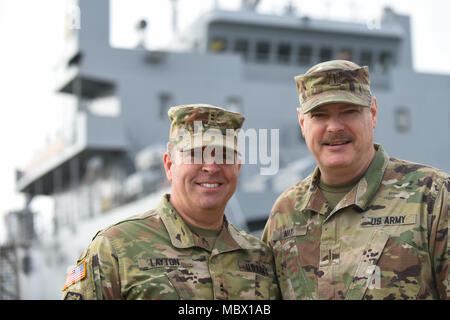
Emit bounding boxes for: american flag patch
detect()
[62,260,86,291]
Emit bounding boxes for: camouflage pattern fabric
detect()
[62,194,280,300]
[295,60,372,114]
[262,144,449,300]
[168,104,245,152]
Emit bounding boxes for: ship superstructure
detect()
[2,0,449,299]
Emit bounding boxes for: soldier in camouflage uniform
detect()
[262,60,449,300]
[62,104,280,300]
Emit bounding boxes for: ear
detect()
[163,152,174,182]
[297,108,306,137]
[370,96,378,129]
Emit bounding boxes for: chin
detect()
[322,157,352,168]
[200,206,221,211]
[197,199,225,210]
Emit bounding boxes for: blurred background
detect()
[0,0,449,299]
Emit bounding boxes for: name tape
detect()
[361,215,416,227]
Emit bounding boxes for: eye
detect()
[342,107,362,115]
[182,149,202,164]
[311,113,326,118]
[208,148,237,165]
[223,150,238,165]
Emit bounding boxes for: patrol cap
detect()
[294,60,372,113]
[168,104,245,153]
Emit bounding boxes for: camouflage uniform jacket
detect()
[262,144,449,300]
[62,194,280,300]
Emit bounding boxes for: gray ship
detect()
[1,0,449,299]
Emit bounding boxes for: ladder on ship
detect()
[0,245,19,300]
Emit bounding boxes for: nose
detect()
[326,115,345,132]
[202,162,221,174]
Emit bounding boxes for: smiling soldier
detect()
[62,104,280,300]
[262,60,449,300]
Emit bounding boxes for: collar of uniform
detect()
[297,167,333,216]
[157,194,204,249]
[298,144,388,215]
[353,143,389,210]
[158,194,253,252]
[212,219,255,255]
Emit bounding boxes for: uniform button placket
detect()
[318,217,338,299]
[209,251,225,300]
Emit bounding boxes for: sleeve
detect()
[429,177,449,300]
[61,233,122,300]
[261,189,296,247]
[261,202,278,248]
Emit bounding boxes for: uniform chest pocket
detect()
[166,267,214,299]
[223,264,278,300]
[356,215,428,299]
[126,273,180,300]
[126,257,186,299]
[142,255,214,300]
[346,229,390,300]
[364,234,426,300]
[272,224,316,299]
[126,256,212,300]
[272,223,308,260]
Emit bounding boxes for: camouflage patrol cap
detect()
[168,104,245,153]
[294,60,372,113]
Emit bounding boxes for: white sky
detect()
[0,0,449,242]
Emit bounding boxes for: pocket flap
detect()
[345,229,390,300]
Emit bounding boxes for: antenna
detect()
[284,0,297,16]
[170,0,178,34]
[324,0,331,19]
[241,0,261,11]
[349,1,357,21]
[135,19,148,49]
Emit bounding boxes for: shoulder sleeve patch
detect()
[62,260,86,291]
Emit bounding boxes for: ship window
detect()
[360,50,373,68]
[87,95,120,117]
[319,47,333,62]
[378,51,393,73]
[159,93,173,119]
[394,107,410,133]
[338,48,353,61]
[297,45,312,65]
[234,39,249,61]
[277,43,291,64]
[210,37,227,53]
[256,41,270,62]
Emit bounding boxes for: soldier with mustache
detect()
[262,60,448,300]
[62,104,280,300]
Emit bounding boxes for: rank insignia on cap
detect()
[62,260,86,291]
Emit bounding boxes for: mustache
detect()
[321,132,353,145]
